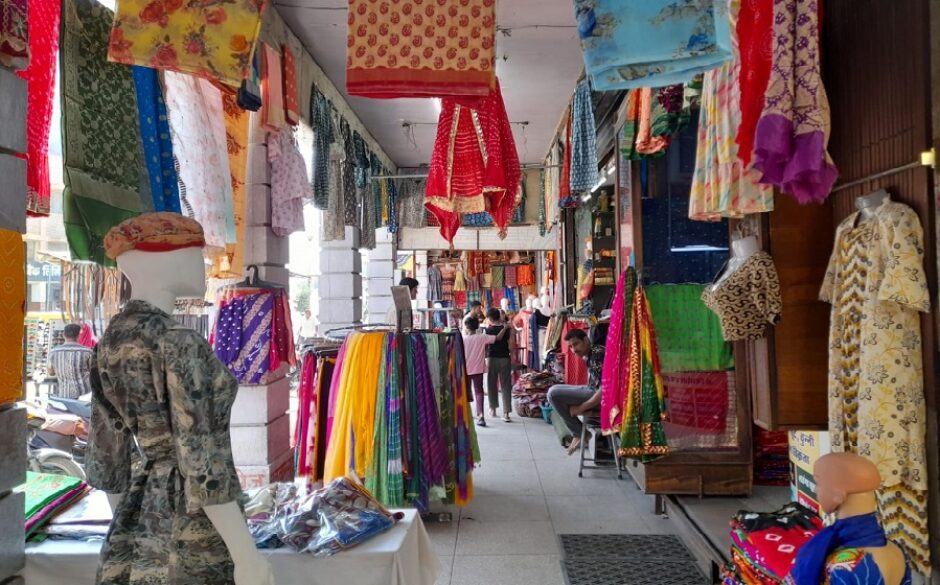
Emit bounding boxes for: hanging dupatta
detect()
[385,334,405,507]
[448,332,477,505]
[600,268,637,435]
[366,335,392,502]
[295,351,317,478]
[619,286,669,462]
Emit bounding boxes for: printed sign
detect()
[789,431,831,514]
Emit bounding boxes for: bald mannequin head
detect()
[814,453,882,515]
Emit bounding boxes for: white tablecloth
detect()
[24,509,441,585]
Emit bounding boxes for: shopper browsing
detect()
[546,329,606,455]
[462,317,510,427]
[47,323,94,399]
[484,308,517,422]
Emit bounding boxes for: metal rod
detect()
[829,161,923,194]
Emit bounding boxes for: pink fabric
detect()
[325,342,348,446]
[600,270,629,434]
[25,486,87,533]
[261,44,286,131]
[78,323,96,348]
[267,130,308,237]
[462,332,495,376]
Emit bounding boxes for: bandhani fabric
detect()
[268,130,308,237]
[600,267,637,434]
[661,372,729,433]
[753,0,837,204]
[646,283,733,373]
[164,71,236,257]
[425,79,521,244]
[132,67,181,213]
[0,0,27,68]
[18,0,60,216]
[574,0,732,91]
[346,0,496,98]
[261,44,286,131]
[217,90,250,278]
[282,44,300,126]
[569,79,598,193]
[736,0,773,169]
[0,229,24,404]
[618,286,669,462]
[104,211,205,260]
[107,0,266,88]
[61,0,152,266]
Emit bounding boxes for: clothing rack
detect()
[371,163,562,181]
[323,323,393,340]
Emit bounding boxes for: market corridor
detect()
[425,415,677,585]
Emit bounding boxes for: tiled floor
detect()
[427,413,678,585]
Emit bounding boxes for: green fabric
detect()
[428,334,456,505]
[386,336,404,508]
[619,357,669,463]
[366,337,389,503]
[18,472,83,520]
[646,284,733,373]
[61,0,151,266]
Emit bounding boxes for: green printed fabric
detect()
[646,283,734,373]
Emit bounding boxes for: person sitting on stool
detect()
[547,329,605,455]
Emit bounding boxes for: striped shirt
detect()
[47,342,94,399]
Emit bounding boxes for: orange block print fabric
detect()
[0,230,25,404]
[346,0,496,98]
[107,0,267,88]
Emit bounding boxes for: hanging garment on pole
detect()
[132,67,180,214]
[569,79,598,193]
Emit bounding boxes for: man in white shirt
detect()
[297,310,317,346]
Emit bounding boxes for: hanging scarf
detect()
[216,90,250,278]
[736,0,773,170]
[569,79,598,193]
[132,67,181,213]
[282,45,300,126]
[559,112,577,208]
[261,44,286,131]
[312,88,335,210]
[19,0,61,217]
[788,514,887,585]
[600,268,637,434]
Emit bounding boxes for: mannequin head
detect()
[118,247,207,311]
[731,236,759,260]
[500,298,510,313]
[814,452,882,516]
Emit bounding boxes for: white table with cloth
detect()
[24,509,441,585]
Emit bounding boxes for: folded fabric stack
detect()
[17,472,90,539]
[512,371,563,418]
[724,503,822,584]
[753,427,790,486]
[42,489,112,540]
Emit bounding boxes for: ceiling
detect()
[274,0,585,169]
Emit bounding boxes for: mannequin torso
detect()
[712,236,760,290]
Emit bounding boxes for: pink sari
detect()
[600,268,637,434]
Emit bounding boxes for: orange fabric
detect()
[346,0,496,98]
[104,212,205,260]
[282,45,300,126]
[0,230,25,404]
[211,91,249,278]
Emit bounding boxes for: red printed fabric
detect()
[0,0,28,69]
[282,44,300,126]
[735,0,773,169]
[17,0,60,217]
[346,0,496,98]
[425,79,521,244]
[661,372,729,433]
[731,523,821,581]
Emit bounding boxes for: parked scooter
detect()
[26,397,90,480]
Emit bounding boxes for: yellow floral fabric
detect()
[107,0,267,88]
[820,200,931,575]
[0,230,24,404]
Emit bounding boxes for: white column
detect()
[363,227,396,324]
[318,226,364,335]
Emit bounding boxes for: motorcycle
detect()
[26,397,90,480]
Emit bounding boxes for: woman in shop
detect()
[484,308,517,422]
[463,316,511,427]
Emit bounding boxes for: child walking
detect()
[461,316,509,427]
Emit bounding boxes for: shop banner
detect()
[788,430,830,514]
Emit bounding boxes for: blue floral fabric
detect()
[133,67,180,213]
[569,79,598,192]
[574,0,732,91]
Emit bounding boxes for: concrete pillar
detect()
[363,228,396,324]
[318,226,364,335]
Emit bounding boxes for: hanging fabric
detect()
[397,178,427,229]
[573,0,732,91]
[646,283,733,372]
[356,134,377,250]
[261,44,286,131]
[268,129,308,238]
[569,79,598,193]
[217,90,250,278]
[600,267,637,435]
[312,87,334,210]
[61,0,152,266]
[19,0,61,217]
[237,48,262,112]
[386,179,399,234]
[735,0,773,170]
[0,229,25,404]
[323,110,346,242]
[341,120,360,228]
[425,79,521,244]
[346,0,496,98]
[107,0,266,88]
[558,113,577,208]
[0,0,27,69]
[282,45,300,126]
[752,0,837,203]
[132,67,181,214]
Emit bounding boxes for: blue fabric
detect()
[386,178,399,233]
[790,514,888,585]
[527,311,540,370]
[569,79,598,192]
[573,0,732,91]
[828,552,911,585]
[132,67,180,213]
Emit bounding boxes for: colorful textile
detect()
[634,88,669,155]
[736,0,773,169]
[559,113,576,208]
[132,67,181,213]
[561,320,589,385]
[820,201,931,575]
[574,0,732,91]
[569,79,598,192]
[690,16,774,221]
[18,0,60,216]
[61,0,151,266]
[323,125,347,242]
[164,71,236,257]
[789,513,888,585]
[397,178,427,228]
[0,0,27,68]
[261,43,286,131]
[341,121,360,228]
[820,549,912,585]
[425,79,521,243]
[268,130,309,237]
[107,0,266,88]
[753,0,837,203]
[661,372,729,433]
[346,0,496,98]
[601,268,637,434]
[490,265,505,288]
[646,283,733,373]
[618,286,669,461]
[702,251,782,341]
[218,90,250,277]
[236,46,262,111]
[212,288,295,384]
[18,472,83,522]
[0,229,25,404]
[282,45,300,125]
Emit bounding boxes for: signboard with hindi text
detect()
[788,431,831,514]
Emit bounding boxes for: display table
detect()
[24,509,441,585]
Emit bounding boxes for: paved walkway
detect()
[427,412,678,585]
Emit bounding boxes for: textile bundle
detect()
[425,79,521,244]
[17,472,91,538]
[346,0,496,98]
[295,346,340,482]
[322,331,479,510]
[573,0,732,91]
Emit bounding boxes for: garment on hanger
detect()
[261,44,286,131]
[132,67,181,213]
[312,88,334,210]
[341,121,360,228]
[735,0,773,170]
[453,267,467,292]
[820,200,931,575]
[569,79,598,193]
[107,0,264,87]
[702,251,781,341]
[574,0,732,91]
[559,113,577,208]
[397,178,427,229]
[323,110,346,242]
[282,45,300,126]
[268,130,308,237]
[428,265,444,302]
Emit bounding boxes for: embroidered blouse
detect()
[701,251,782,341]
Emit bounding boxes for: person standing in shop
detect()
[485,308,517,422]
[546,329,606,455]
[385,277,419,326]
[462,316,510,427]
[463,301,485,330]
[47,323,94,400]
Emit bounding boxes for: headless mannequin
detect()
[712,235,760,290]
[539,286,553,317]
[115,248,274,585]
[856,189,890,221]
[813,453,906,585]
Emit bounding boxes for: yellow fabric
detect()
[210,91,249,278]
[107,0,266,88]
[104,212,205,260]
[0,230,24,404]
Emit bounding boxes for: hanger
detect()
[232,264,285,290]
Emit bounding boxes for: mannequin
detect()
[539,286,553,316]
[856,189,890,220]
[99,238,274,585]
[711,235,759,290]
[499,297,511,315]
[789,453,909,585]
